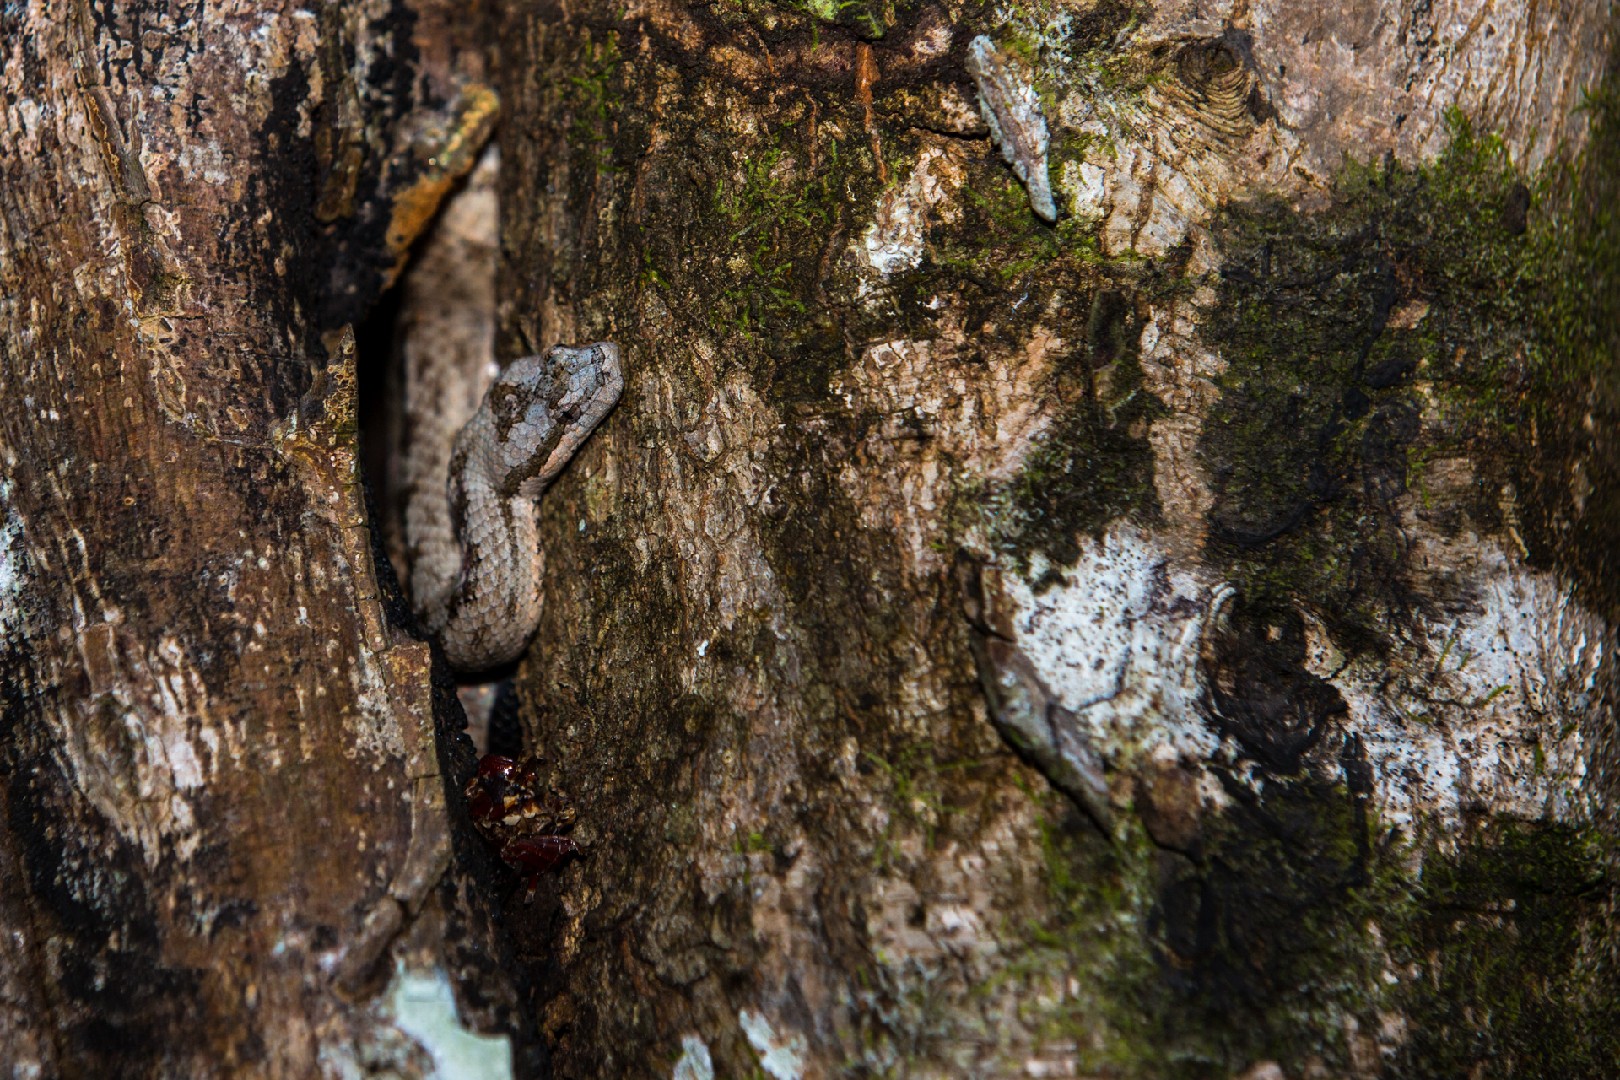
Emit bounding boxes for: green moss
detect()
[710,0,900,38]
[1142,95,1620,1066]
[928,174,1064,284]
[860,745,992,870]
[1389,819,1620,1078]
[564,34,622,176]
[1025,766,1619,1077]
[1017,769,1389,1076]
[705,132,875,404]
[986,0,1143,67]
[1017,805,1167,1072]
[1511,78,1620,617]
[712,142,837,336]
[1199,99,1620,649]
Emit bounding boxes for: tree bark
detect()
[498,0,1620,1076]
[0,2,533,1075]
[3,0,1618,1078]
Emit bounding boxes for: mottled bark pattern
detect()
[0,0,1614,1075]
[500,0,1618,1076]
[0,2,517,1074]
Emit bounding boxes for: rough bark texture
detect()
[3,0,1618,1078]
[495,0,1620,1076]
[0,2,532,1075]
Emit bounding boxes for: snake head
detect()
[485,341,624,498]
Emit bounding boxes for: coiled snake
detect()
[409,342,623,671]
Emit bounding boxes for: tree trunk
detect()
[499,0,1619,1076]
[0,2,535,1075]
[3,0,1617,1078]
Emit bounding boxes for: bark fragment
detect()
[966,35,1059,222]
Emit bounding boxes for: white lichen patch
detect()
[384,962,513,1080]
[738,1008,807,1080]
[671,1035,715,1080]
[1059,155,1107,221]
[989,522,1612,834]
[57,622,232,866]
[174,140,236,189]
[0,477,26,641]
[350,649,409,763]
[856,147,964,283]
[1318,538,1609,829]
[992,526,1226,783]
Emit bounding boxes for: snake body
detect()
[409,343,623,671]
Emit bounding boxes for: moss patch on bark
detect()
[1027,771,1618,1078]
[1201,85,1620,650]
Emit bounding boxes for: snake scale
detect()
[397,152,623,672]
[412,344,622,670]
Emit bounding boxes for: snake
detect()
[408,342,623,671]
